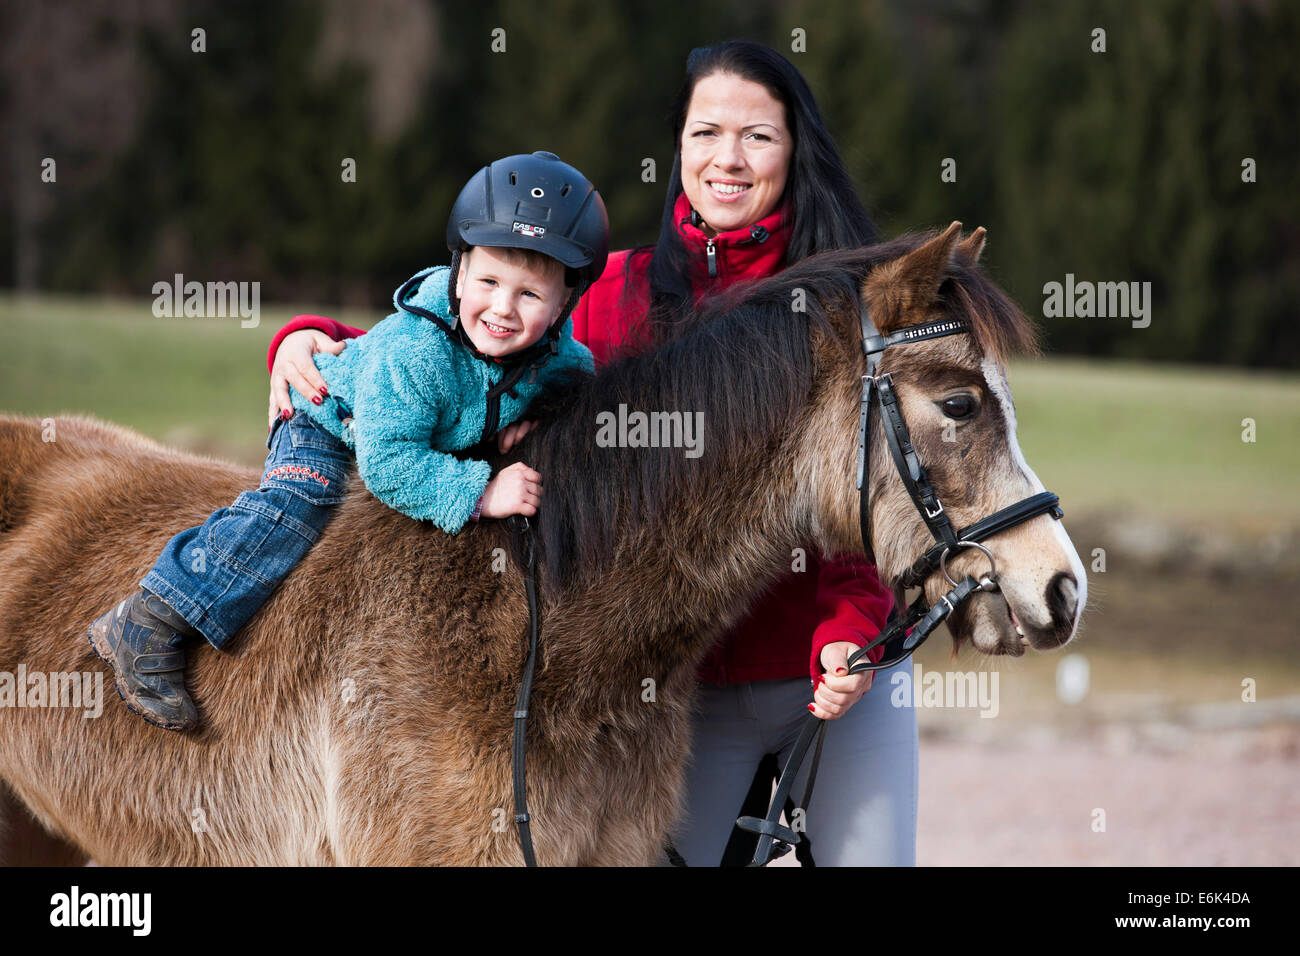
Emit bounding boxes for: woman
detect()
[266,40,917,867]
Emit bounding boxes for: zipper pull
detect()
[706,238,717,278]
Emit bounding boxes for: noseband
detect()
[738,293,1065,866]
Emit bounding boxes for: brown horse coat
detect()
[0,226,1075,865]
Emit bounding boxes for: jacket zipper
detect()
[704,223,769,280]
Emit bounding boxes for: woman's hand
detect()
[268,329,347,427]
[497,419,538,454]
[809,641,875,720]
[479,462,543,518]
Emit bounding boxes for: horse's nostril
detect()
[1046,571,1078,632]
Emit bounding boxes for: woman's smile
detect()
[706,178,752,201]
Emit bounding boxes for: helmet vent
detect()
[560,183,571,196]
[509,172,518,185]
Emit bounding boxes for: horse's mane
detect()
[518,231,1040,589]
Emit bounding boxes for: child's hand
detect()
[479,462,543,518]
[497,419,538,454]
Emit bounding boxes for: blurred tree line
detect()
[2,0,1296,367]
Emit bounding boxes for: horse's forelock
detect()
[942,264,1042,365]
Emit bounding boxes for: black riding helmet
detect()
[446,151,610,325]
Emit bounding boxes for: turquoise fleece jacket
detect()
[290,265,593,532]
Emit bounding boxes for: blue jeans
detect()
[141,412,351,649]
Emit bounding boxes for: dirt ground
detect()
[779,548,1300,868]
[913,537,1300,866]
[916,729,1300,866]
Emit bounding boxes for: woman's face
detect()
[679,71,793,236]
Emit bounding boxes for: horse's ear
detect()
[904,220,962,289]
[955,226,986,267]
[865,220,962,327]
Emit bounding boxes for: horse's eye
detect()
[940,395,977,419]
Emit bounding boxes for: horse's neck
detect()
[528,301,832,686]
[546,434,806,682]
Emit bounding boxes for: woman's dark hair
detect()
[639,39,878,344]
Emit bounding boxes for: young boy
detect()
[89,151,608,732]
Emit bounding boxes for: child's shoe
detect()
[88,589,201,731]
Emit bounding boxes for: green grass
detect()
[1007,357,1300,536]
[2,294,1296,535]
[0,293,377,466]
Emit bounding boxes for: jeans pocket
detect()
[289,413,348,455]
[206,491,321,584]
[266,414,286,451]
[262,413,351,505]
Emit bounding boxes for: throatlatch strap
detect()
[855,376,877,563]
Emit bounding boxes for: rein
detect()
[736,297,1064,867]
[505,514,689,868]
[506,514,541,866]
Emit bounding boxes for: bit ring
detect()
[940,540,998,589]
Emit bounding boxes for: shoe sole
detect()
[87,620,195,733]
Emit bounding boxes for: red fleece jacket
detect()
[267,194,891,684]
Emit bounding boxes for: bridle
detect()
[503,282,1066,868]
[736,290,1065,867]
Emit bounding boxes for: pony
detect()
[0,223,1086,865]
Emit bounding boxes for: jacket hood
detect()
[394,265,453,319]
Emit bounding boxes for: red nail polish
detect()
[281,409,291,420]
[311,396,322,405]
[835,667,847,676]
[807,703,816,713]
[319,386,328,397]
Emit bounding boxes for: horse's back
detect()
[0,414,258,651]
[0,414,325,865]
[0,412,256,536]
[0,412,527,865]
